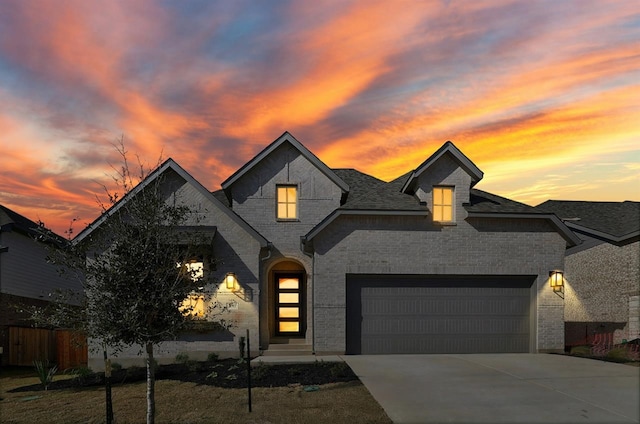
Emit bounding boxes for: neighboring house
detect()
[0,205,84,367]
[76,132,581,370]
[535,201,640,347]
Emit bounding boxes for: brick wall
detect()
[312,214,568,353]
[88,171,264,371]
[564,239,640,343]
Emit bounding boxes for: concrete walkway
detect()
[250,355,343,366]
[343,354,640,424]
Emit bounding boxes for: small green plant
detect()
[175,353,189,363]
[186,360,201,372]
[110,362,122,372]
[228,364,239,371]
[68,366,93,385]
[225,373,237,380]
[206,371,218,379]
[287,366,302,377]
[252,363,269,380]
[207,352,219,363]
[329,362,351,379]
[33,360,58,390]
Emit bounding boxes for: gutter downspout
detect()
[301,237,315,355]
[258,243,273,353]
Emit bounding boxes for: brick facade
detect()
[564,239,640,344]
[311,215,567,353]
[82,134,577,367]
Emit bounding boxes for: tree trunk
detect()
[146,342,156,424]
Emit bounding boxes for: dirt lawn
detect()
[0,367,392,424]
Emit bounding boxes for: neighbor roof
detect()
[0,204,41,235]
[0,204,66,245]
[535,200,640,243]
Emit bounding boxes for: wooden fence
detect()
[56,330,88,370]
[8,327,87,369]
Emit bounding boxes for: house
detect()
[76,132,581,370]
[535,200,640,347]
[0,205,85,367]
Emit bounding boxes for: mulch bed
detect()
[8,359,357,393]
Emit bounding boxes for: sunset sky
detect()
[1,0,638,236]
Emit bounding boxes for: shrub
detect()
[252,363,269,380]
[186,360,201,372]
[606,347,630,362]
[33,360,58,390]
[570,346,591,357]
[329,362,351,379]
[110,362,122,372]
[175,353,189,363]
[206,352,219,363]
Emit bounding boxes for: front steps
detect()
[261,338,313,356]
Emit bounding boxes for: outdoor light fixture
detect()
[225,273,238,291]
[549,270,564,292]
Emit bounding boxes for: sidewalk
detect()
[250,355,343,366]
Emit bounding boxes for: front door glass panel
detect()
[275,273,303,336]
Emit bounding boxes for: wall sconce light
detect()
[549,270,564,292]
[225,273,238,291]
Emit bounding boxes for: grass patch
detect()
[569,345,591,357]
[0,361,391,424]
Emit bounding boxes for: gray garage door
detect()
[346,275,535,354]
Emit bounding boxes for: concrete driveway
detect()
[342,354,640,424]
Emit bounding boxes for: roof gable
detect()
[74,159,268,247]
[401,141,483,194]
[221,131,349,194]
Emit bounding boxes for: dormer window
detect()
[433,186,454,222]
[277,185,298,220]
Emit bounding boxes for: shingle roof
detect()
[535,200,640,240]
[332,170,541,214]
[0,204,67,245]
[333,168,423,210]
[1,204,44,236]
[466,189,540,214]
[211,189,230,207]
[332,169,387,200]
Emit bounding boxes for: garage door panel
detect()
[362,334,530,354]
[346,275,535,354]
[363,317,530,335]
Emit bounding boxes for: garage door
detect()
[346,275,534,354]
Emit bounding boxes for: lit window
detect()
[433,187,453,222]
[177,261,206,319]
[177,261,204,282]
[277,186,297,219]
[180,294,206,319]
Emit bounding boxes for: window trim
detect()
[432,186,454,223]
[276,184,298,221]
